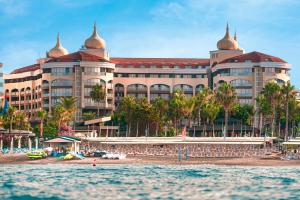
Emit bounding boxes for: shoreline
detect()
[1,154,300,166]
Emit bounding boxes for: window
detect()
[84,79,105,86]
[84,67,105,75]
[230,79,252,87]
[239,99,252,105]
[52,79,73,87]
[51,67,72,76]
[236,88,252,97]
[265,68,275,74]
[51,88,72,96]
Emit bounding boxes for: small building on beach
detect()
[44,136,81,155]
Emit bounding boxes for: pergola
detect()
[44,136,81,153]
[0,129,36,151]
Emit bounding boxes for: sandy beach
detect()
[1,153,300,166]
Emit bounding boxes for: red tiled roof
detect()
[47,51,109,63]
[110,57,210,67]
[10,64,40,74]
[10,54,210,74]
[220,51,287,64]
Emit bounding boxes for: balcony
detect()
[43,103,49,108]
[150,88,170,93]
[42,84,49,89]
[11,92,19,96]
[127,88,147,93]
[106,93,113,98]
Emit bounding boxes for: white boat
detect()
[102,153,126,160]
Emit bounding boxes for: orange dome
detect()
[48,34,68,58]
[84,23,106,49]
[217,24,239,50]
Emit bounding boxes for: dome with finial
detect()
[84,22,106,49]
[217,23,239,50]
[47,33,68,58]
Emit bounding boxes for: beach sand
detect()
[1,153,300,166]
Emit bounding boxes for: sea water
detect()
[1,164,300,200]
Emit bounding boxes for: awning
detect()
[44,138,74,143]
[84,116,111,125]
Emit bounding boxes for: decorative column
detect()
[28,137,32,151]
[18,136,22,149]
[10,137,14,153]
[0,138,3,150]
[147,86,150,103]
[35,138,38,149]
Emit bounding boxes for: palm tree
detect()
[205,94,221,137]
[90,84,106,117]
[281,81,295,141]
[182,97,195,136]
[193,87,210,127]
[261,82,281,137]
[5,106,16,136]
[57,97,77,125]
[256,94,270,136]
[169,90,187,135]
[118,96,136,137]
[152,97,168,136]
[37,109,47,138]
[82,112,96,121]
[52,104,65,130]
[216,83,237,138]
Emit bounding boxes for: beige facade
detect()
[3,24,292,122]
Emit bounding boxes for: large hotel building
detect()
[3,24,291,123]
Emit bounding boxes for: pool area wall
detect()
[85,143,275,158]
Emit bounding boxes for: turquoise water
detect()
[1,164,300,200]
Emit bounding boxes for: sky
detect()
[0,0,299,87]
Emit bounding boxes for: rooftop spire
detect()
[84,22,106,49]
[93,21,97,36]
[225,22,230,38]
[234,31,237,41]
[55,33,61,48]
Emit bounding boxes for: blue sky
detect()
[0,0,299,87]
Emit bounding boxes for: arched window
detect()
[150,84,170,101]
[127,84,147,99]
[218,80,226,84]
[150,84,170,92]
[195,84,204,92]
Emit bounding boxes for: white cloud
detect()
[0,41,41,73]
[0,0,28,17]
[50,0,107,8]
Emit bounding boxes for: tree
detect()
[118,96,136,137]
[52,104,65,130]
[82,112,96,121]
[37,109,47,138]
[281,81,295,141]
[261,82,281,137]
[204,93,221,137]
[193,87,211,127]
[216,83,237,138]
[152,97,168,136]
[169,90,187,135]
[57,97,77,122]
[15,112,30,131]
[90,84,106,117]
[3,106,17,136]
[256,94,271,136]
